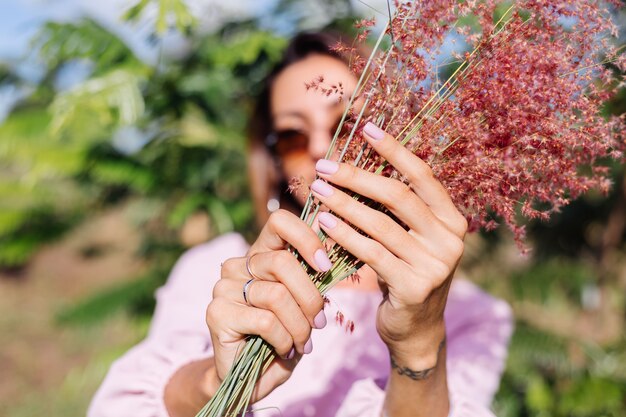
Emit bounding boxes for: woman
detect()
[88,33,513,417]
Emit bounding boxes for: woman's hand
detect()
[312,122,468,371]
[205,210,330,402]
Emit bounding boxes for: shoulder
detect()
[162,232,250,294]
[176,232,249,269]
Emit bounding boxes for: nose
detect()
[308,129,332,160]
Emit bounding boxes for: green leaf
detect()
[559,377,624,416]
[167,194,208,228]
[89,160,155,193]
[122,0,151,22]
[34,20,142,76]
[49,70,145,137]
[526,375,554,412]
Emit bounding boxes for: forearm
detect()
[164,358,220,417]
[383,334,449,417]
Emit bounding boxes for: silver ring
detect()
[242,278,256,306]
[245,253,262,280]
[243,254,262,306]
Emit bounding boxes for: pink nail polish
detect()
[311,179,334,197]
[314,249,332,272]
[314,310,327,329]
[285,347,295,360]
[304,338,313,354]
[364,122,385,141]
[318,212,338,229]
[316,159,339,175]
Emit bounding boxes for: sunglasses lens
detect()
[273,130,309,156]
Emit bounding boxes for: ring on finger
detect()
[245,253,263,280]
[242,278,257,306]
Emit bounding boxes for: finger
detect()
[318,212,455,304]
[315,211,421,294]
[215,278,315,354]
[315,159,453,245]
[222,252,325,328]
[250,209,333,273]
[361,122,468,237]
[206,298,294,358]
[311,178,462,266]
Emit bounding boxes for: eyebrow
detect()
[273,100,345,120]
[273,110,306,120]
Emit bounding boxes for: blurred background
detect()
[0,1,624,416]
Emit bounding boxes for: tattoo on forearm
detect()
[389,337,446,381]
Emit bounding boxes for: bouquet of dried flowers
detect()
[197,1,625,415]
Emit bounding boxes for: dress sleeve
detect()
[87,233,249,417]
[335,279,514,417]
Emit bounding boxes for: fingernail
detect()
[314,310,327,329]
[364,122,385,141]
[304,338,313,354]
[318,212,337,229]
[316,159,339,175]
[311,179,334,197]
[314,248,332,272]
[284,347,295,360]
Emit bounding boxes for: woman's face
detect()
[270,54,358,207]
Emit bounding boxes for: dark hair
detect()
[247,32,349,226]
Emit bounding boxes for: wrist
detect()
[383,333,450,417]
[387,321,446,371]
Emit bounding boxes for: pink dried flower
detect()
[320,0,625,250]
[348,272,361,284]
[335,311,344,326]
[345,320,355,334]
[199,3,626,415]
[288,175,306,197]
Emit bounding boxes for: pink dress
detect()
[88,233,513,417]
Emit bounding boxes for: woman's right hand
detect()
[205,209,331,402]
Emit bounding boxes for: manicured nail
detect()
[284,347,295,360]
[364,122,385,141]
[311,179,334,197]
[318,212,338,229]
[316,159,339,175]
[314,248,332,272]
[314,310,327,329]
[304,338,313,354]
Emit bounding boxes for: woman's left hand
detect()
[311,122,468,371]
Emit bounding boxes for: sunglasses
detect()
[265,120,352,158]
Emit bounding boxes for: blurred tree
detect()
[0,0,357,320]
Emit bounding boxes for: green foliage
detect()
[0,108,86,268]
[34,19,142,76]
[495,324,626,417]
[50,69,145,136]
[56,271,167,325]
[509,258,592,307]
[123,0,196,35]
[0,16,289,269]
[0,208,76,267]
